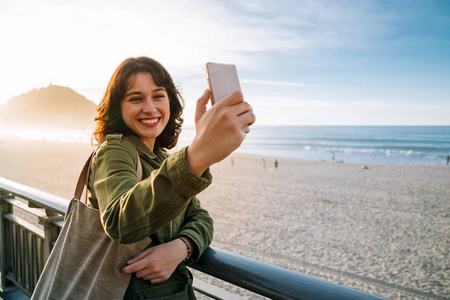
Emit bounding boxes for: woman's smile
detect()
[139,117,160,125]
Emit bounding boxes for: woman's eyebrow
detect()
[125,88,166,97]
[125,91,142,97]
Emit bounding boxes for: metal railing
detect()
[0,177,383,300]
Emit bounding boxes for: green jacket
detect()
[88,134,214,299]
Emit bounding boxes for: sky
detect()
[0,0,449,126]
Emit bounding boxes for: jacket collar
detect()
[124,135,169,163]
[124,135,158,159]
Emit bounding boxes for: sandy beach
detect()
[1,139,449,299]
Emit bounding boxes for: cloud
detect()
[1,0,448,127]
[0,1,405,78]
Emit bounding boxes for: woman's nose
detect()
[142,99,156,113]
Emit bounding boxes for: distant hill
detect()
[0,85,97,129]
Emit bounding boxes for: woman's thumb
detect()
[195,89,210,123]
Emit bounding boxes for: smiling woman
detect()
[30,56,255,300]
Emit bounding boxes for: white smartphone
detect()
[205,62,241,105]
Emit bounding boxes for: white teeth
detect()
[140,118,158,124]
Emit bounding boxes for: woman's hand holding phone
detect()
[186,89,255,176]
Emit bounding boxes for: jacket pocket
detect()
[134,281,188,299]
[124,265,193,300]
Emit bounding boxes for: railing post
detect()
[0,192,13,292]
[38,211,63,261]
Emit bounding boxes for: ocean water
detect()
[2,126,448,166]
[178,126,450,166]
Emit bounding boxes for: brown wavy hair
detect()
[92,57,184,149]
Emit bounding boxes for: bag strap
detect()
[74,143,143,204]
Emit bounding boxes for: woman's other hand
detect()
[187,90,255,176]
[122,238,190,284]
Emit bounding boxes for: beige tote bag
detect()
[32,147,150,300]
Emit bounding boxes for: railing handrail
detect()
[0,176,384,299]
[0,177,69,215]
[192,247,382,300]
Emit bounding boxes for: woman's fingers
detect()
[126,247,152,265]
[230,101,255,132]
[217,90,244,107]
[239,108,256,127]
[241,125,250,134]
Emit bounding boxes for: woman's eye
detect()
[130,97,142,102]
[154,94,165,99]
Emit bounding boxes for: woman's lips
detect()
[139,117,159,125]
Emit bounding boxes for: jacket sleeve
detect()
[177,197,214,264]
[90,137,212,244]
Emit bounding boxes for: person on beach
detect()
[88,57,255,299]
[447,155,449,165]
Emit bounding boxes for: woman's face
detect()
[121,72,170,150]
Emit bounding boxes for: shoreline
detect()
[228,150,450,169]
[1,139,449,299]
[2,134,449,167]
